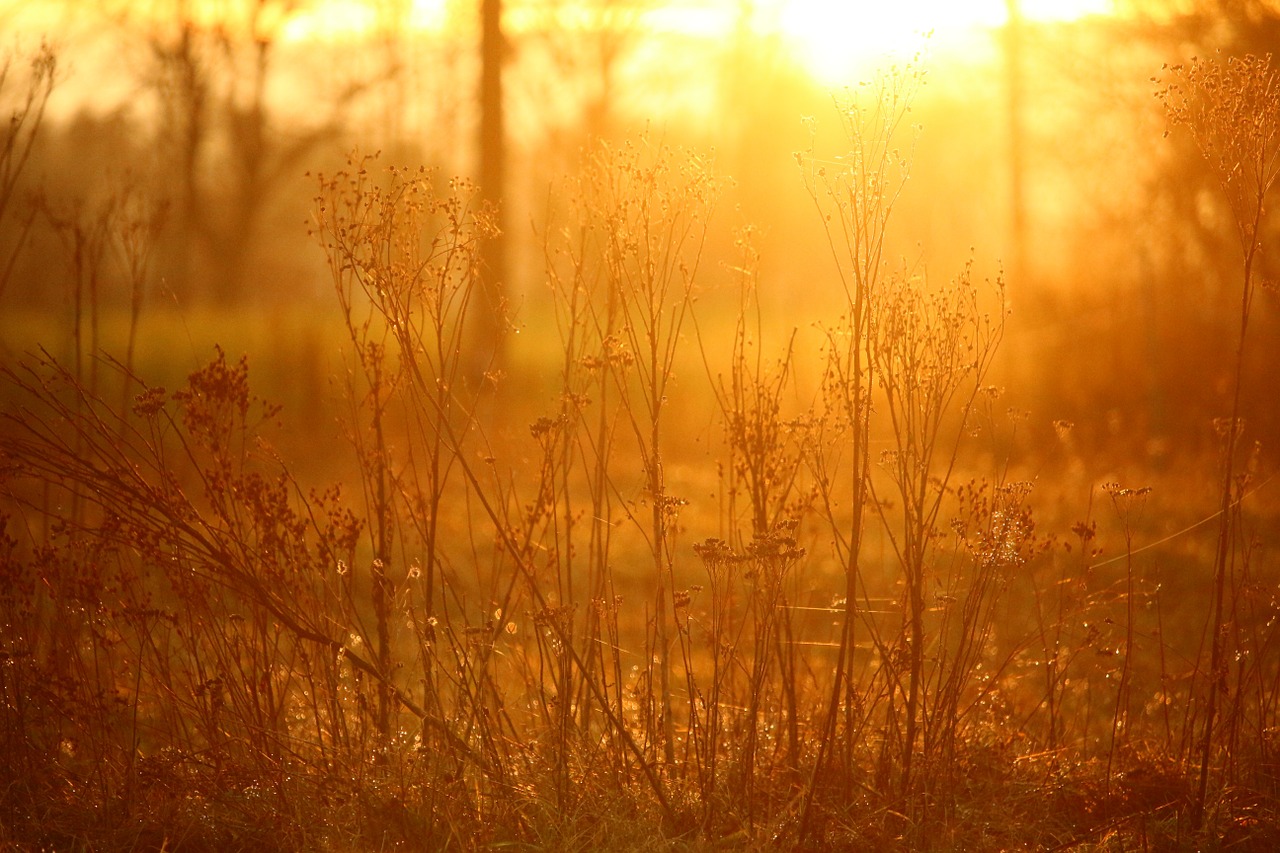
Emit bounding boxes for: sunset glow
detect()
[275,0,1116,83]
[7,0,1280,844]
[771,0,1115,83]
[280,0,450,41]
[280,1,376,41]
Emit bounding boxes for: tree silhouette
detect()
[0,42,56,304]
[128,0,389,303]
[476,0,507,372]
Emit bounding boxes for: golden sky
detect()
[270,0,1115,83]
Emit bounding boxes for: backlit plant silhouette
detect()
[0,54,1278,852]
[1158,51,1280,828]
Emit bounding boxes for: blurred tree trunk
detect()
[1004,0,1027,287]
[476,0,507,371]
[536,0,653,144]
[577,0,641,141]
[149,17,208,296]
[472,0,656,377]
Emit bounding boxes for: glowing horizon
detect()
[770,0,1113,84]
[0,0,1118,99]
[277,0,1116,85]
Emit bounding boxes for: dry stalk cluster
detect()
[0,57,1278,852]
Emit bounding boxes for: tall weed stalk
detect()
[797,70,920,822]
[1158,52,1280,829]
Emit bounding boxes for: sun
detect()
[769,0,1114,85]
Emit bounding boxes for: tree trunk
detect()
[477,0,507,373]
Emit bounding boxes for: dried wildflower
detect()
[1103,482,1152,520]
[693,537,736,567]
[1157,53,1280,252]
[744,532,805,564]
[529,415,564,442]
[131,386,167,418]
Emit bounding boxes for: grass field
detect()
[2,60,1280,851]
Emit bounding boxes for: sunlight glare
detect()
[408,0,450,31]
[771,0,1114,84]
[273,0,1113,78]
[280,0,448,42]
[281,0,376,41]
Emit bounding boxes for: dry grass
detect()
[1,59,1279,852]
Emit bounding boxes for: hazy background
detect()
[2,0,1278,469]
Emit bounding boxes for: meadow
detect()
[2,50,1280,851]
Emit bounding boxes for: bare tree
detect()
[116,0,391,303]
[470,0,659,373]
[0,42,57,304]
